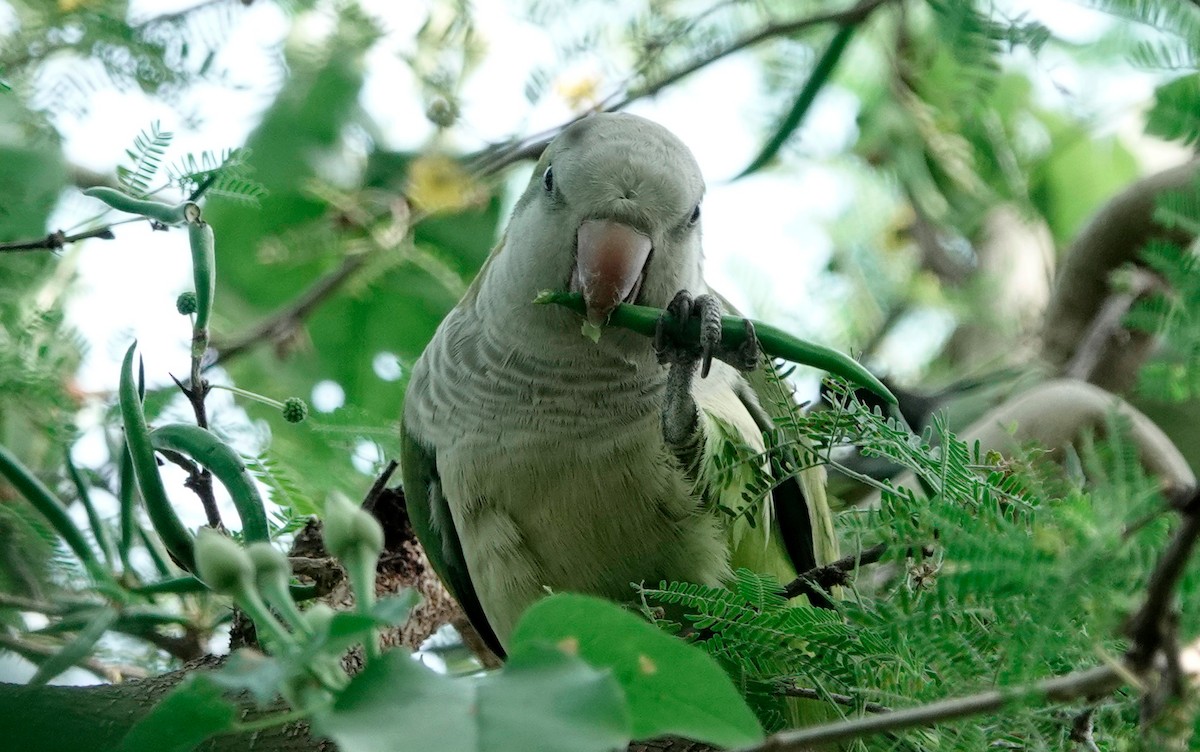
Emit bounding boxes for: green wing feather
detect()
[399,421,505,656]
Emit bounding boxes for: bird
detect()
[400,112,836,655]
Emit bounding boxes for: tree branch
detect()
[210,255,368,368]
[1124,489,1200,672]
[739,664,1123,751]
[0,226,115,253]
[1041,159,1200,388]
[782,542,890,600]
[738,487,1200,751]
[472,0,898,175]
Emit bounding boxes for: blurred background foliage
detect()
[1,0,1200,694]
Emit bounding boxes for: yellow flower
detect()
[59,0,89,10]
[555,71,602,110]
[406,154,480,215]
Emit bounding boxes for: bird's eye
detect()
[688,204,701,226]
[542,166,554,192]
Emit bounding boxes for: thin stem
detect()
[168,372,221,531]
[0,226,114,253]
[229,705,320,734]
[208,383,285,410]
[777,683,891,713]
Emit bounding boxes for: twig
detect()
[0,593,75,615]
[472,0,897,175]
[0,226,115,253]
[156,445,222,531]
[1125,489,1200,672]
[739,665,1123,751]
[782,542,890,599]
[1069,707,1101,752]
[737,487,1200,751]
[210,254,368,367]
[361,460,399,513]
[777,682,891,713]
[1063,267,1159,384]
[165,375,221,530]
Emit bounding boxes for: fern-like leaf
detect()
[117,121,173,198]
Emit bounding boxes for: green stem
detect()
[347,550,379,661]
[535,291,897,405]
[234,586,298,654]
[0,444,111,583]
[229,706,319,734]
[208,384,285,410]
[64,450,117,569]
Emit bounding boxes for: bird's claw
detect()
[654,290,760,377]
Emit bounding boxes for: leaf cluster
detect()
[643,379,1193,748]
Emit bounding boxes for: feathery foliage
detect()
[1128,179,1200,402]
[644,381,1190,745]
[117,121,173,198]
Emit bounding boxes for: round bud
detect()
[176,291,198,315]
[246,541,290,592]
[282,397,308,423]
[322,492,385,562]
[195,528,254,596]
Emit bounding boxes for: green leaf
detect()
[209,650,285,706]
[314,648,630,752]
[0,443,109,582]
[1146,74,1200,147]
[371,589,420,625]
[118,675,237,752]
[29,606,118,686]
[509,594,764,747]
[476,644,631,752]
[737,22,859,179]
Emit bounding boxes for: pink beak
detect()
[569,219,652,325]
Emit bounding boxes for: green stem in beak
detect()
[535,290,898,406]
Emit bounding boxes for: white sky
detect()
[2,0,1173,684]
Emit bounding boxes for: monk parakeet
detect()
[401,112,836,654]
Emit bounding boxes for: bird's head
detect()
[498,113,706,326]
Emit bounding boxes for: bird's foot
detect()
[654,290,759,378]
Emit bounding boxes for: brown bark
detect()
[1041,160,1200,389]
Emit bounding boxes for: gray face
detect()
[542,113,704,234]
[502,113,707,314]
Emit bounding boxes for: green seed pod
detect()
[195,528,253,596]
[322,492,384,562]
[119,344,196,572]
[149,423,270,543]
[282,397,309,423]
[188,220,216,335]
[83,187,193,226]
[176,291,198,315]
